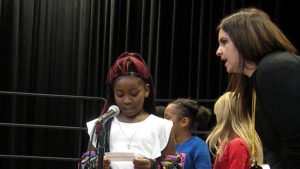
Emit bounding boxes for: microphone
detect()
[97,105,120,124]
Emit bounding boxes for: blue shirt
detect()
[176,136,212,169]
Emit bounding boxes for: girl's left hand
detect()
[103,157,111,169]
[133,157,151,169]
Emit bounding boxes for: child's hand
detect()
[103,157,111,169]
[133,157,151,169]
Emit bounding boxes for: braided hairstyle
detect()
[170,98,212,131]
[100,52,156,115]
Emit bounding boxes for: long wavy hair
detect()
[218,8,297,115]
[206,92,263,164]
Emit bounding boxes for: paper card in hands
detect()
[104,152,135,161]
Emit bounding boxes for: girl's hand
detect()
[133,157,151,169]
[103,157,111,169]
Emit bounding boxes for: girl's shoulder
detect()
[148,114,171,122]
[229,137,247,145]
[227,137,249,153]
[146,114,173,128]
[190,136,207,145]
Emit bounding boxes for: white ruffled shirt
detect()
[86,114,173,169]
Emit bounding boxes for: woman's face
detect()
[216,29,241,74]
[113,76,149,118]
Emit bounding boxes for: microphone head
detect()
[108,105,120,116]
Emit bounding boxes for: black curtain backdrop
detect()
[0,0,299,168]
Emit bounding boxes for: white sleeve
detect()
[158,118,173,151]
[140,115,173,158]
[86,118,98,148]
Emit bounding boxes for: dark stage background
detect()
[0,0,299,168]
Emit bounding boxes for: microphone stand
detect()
[96,120,106,169]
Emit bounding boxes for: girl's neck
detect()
[228,132,238,141]
[118,111,149,123]
[176,131,192,144]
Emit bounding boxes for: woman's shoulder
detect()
[255,51,300,86]
[258,51,300,72]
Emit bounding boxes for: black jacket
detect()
[251,51,300,169]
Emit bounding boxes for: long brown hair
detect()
[217,8,297,113]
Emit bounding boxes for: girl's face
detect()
[216,29,241,74]
[113,75,149,118]
[164,104,182,137]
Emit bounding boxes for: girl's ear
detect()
[180,117,190,128]
[144,84,150,98]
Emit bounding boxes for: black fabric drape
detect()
[0,0,299,168]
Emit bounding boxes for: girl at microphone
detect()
[80,52,184,169]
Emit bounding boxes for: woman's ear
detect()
[144,84,150,98]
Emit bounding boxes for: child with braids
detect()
[164,98,212,169]
[80,52,183,169]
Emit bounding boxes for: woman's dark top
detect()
[250,51,300,169]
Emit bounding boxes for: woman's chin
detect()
[226,68,232,73]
